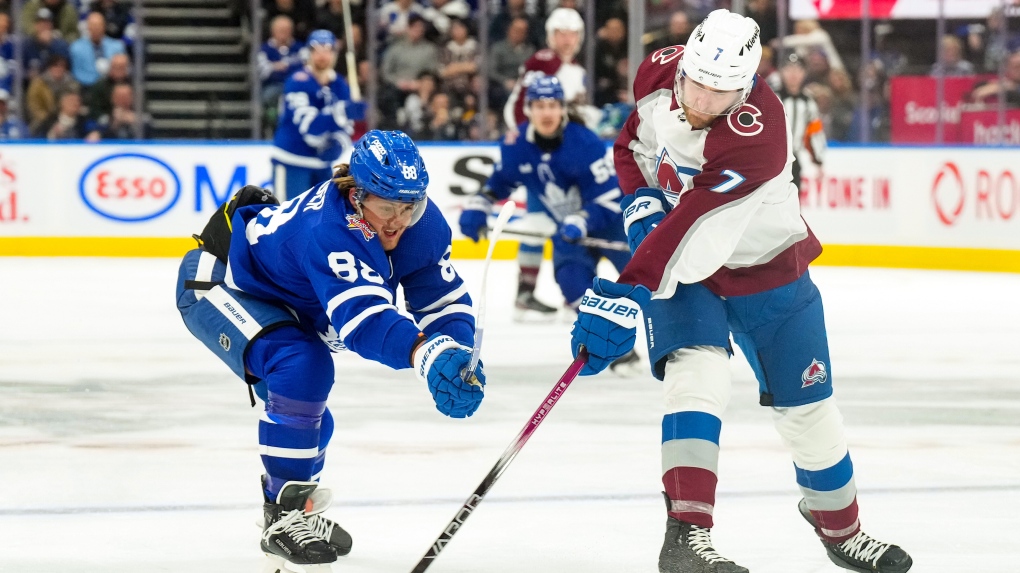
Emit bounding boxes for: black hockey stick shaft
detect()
[495,227,630,252]
[409,348,589,573]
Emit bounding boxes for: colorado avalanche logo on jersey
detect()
[655,148,701,205]
[346,214,376,240]
[801,358,828,388]
[727,103,764,137]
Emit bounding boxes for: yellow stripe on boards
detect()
[1,237,1018,274]
[814,245,1020,274]
[0,237,198,257]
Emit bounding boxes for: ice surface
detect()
[1,258,1018,572]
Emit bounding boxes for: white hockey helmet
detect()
[545,8,584,54]
[676,9,761,114]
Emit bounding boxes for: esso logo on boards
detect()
[79,153,182,222]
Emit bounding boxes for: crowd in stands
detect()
[0,0,146,141]
[1,0,1019,143]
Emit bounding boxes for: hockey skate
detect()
[659,516,749,573]
[304,485,354,556]
[513,290,558,323]
[258,476,353,557]
[609,349,643,378]
[798,498,913,573]
[261,480,337,573]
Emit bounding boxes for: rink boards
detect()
[0,141,1017,272]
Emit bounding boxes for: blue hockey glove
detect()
[570,278,651,376]
[621,187,671,253]
[414,333,486,418]
[559,213,588,242]
[459,194,492,242]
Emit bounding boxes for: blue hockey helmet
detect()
[525,75,565,105]
[350,130,429,223]
[307,29,337,50]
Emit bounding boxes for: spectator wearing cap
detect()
[21,0,80,43]
[0,13,14,94]
[777,53,826,185]
[85,51,129,120]
[26,53,78,131]
[0,89,28,139]
[69,11,126,86]
[34,88,101,140]
[88,0,137,44]
[95,82,150,139]
[22,7,71,81]
[258,15,306,107]
[379,14,438,126]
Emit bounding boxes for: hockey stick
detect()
[340,0,361,100]
[464,200,517,383]
[496,227,631,252]
[410,347,589,573]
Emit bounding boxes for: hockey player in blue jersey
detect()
[272,29,366,200]
[459,76,639,373]
[176,130,484,572]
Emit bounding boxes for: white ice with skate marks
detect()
[0,258,1019,572]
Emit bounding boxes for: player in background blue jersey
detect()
[176,131,484,572]
[459,76,639,374]
[272,29,366,200]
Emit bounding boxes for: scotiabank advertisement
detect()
[889,76,986,143]
[791,0,1006,19]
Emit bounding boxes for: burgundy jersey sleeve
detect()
[619,80,819,296]
[613,46,685,195]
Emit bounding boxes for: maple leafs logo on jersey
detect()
[801,358,828,388]
[346,214,376,240]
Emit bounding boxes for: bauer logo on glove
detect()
[579,295,641,320]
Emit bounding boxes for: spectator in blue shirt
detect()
[69,11,126,86]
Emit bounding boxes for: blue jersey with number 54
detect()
[486,121,623,234]
[224,180,474,370]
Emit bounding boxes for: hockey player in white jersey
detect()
[567,10,912,573]
[176,130,483,572]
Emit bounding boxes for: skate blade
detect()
[262,554,333,573]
